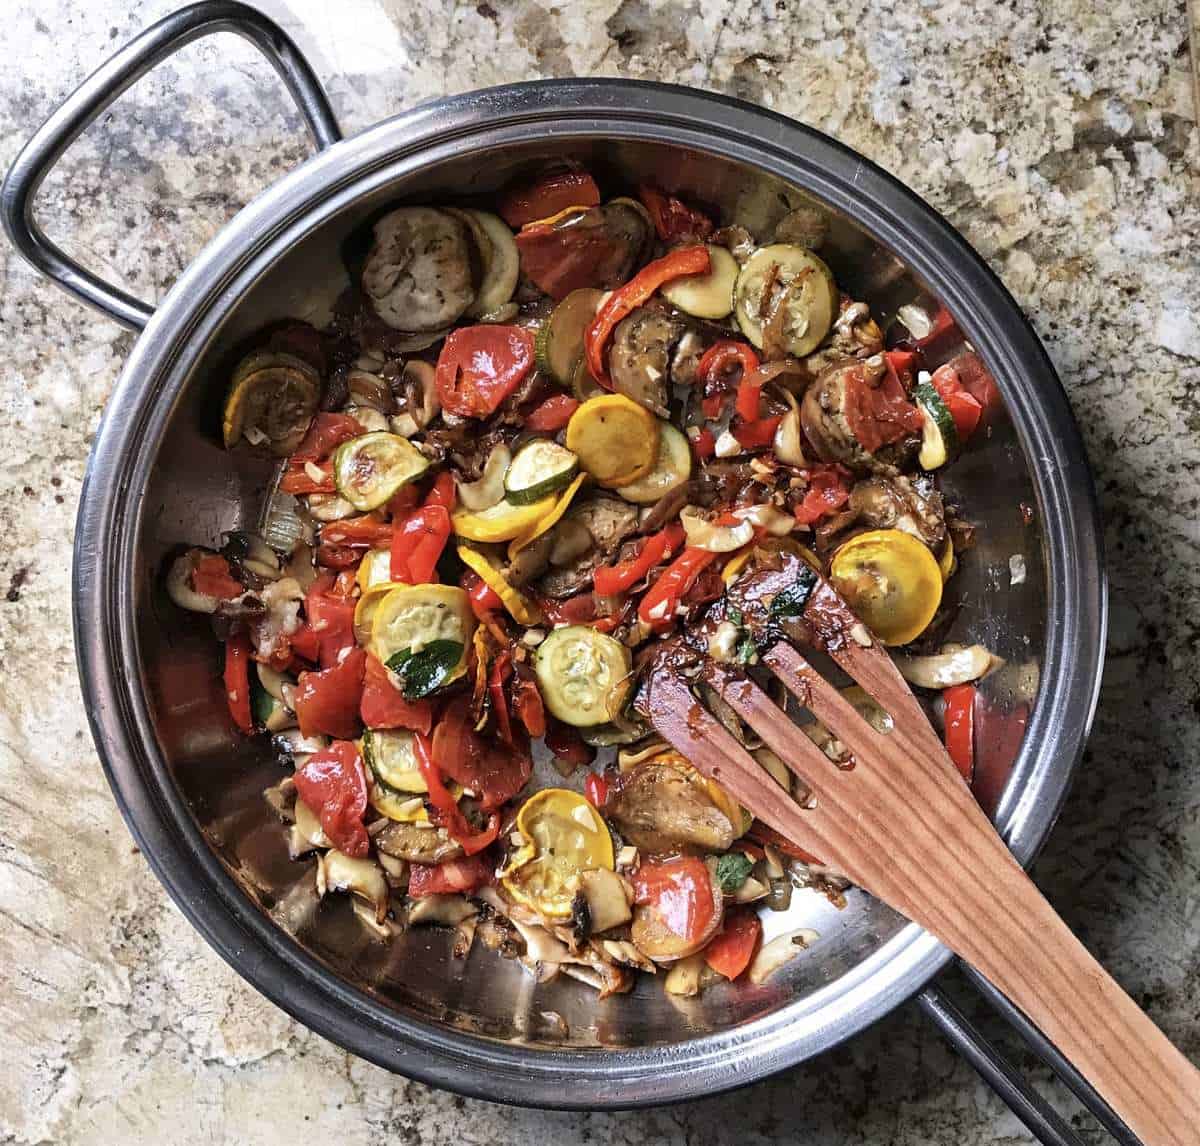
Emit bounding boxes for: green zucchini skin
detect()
[913,381,959,470]
[504,439,580,505]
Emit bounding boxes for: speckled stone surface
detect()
[1,1,1198,1142]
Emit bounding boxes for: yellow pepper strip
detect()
[452,495,556,543]
[507,472,587,559]
[938,537,956,582]
[457,543,544,626]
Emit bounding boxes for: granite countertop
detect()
[2,1,1197,1142]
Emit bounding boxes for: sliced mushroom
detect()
[893,643,999,690]
[818,475,946,552]
[608,305,684,416]
[407,893,477,927]
[317,850,390,924]
[663,952,705,996]
[362,206,475,331]
[597,938,657,973]
[456,443,511,511]
[577,867,633,934]
[605,758,735,854]
[288,798,331,859]
[375,820,464,865]
[747,928,818,984]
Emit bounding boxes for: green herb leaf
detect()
[727,604,744,626]
[715,852,754,893]
[386,640,464,699]
[736,633,758,665]
[768,564,818,620]
[249,675,277,727]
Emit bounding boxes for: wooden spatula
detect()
[639,571,1200,1145]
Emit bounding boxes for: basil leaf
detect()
[768,564,818,620]
[386,640,464,699]
[727,604,744,626]
[736,633,758,665]
[715,852,754,893]
[249,675,276,727]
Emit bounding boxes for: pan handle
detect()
[0,1,340,331]
[919,965,1142,1145]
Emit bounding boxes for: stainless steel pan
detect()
[3,3,1108,1138]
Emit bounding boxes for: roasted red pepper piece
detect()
[583,769,609,807]
[292,412,364,462]
[525,393,580,432]
[844,363,923,454]
[703,907,762,981]
[223,632,254,734]
[359,652,433,735]
[294,647,366,740]
[691,428,716,459]
[637,185,714,244]
[585,246,711,386]
[746,821,824,866]
[461,569,503,618]
[499,170,600,228]
[637,547,719,629]
[390,506,451,584]
[279,460,335,495]
[511,659,546,740]
[731,416,782,451]
[304,574,358,668]
[943,683,976,782]
[193,554,244,600]
[293,740,370,857]
[430,695,533,810]
[931,364,984,442]
[407,855,494,897]
[319,515,393,548]
[488,649,514,746]
[436,325,535,419]
[592,523,686,597]
[413,730,503,854]
[793,464,853,526]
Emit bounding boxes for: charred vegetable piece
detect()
[565,394,659,488]
[501,788,615,919]
[534,625,632,728]
[504,439,580,505]
[362,206,475,331]
[605,755,737,854]
[443,208,519,318]
[660,243,738,319]
[535,288,606,385]
[607,305,684,416]
[515,200,651,300]
[222,351,321,455]
[376,819,464,863]
[332,432,430,512]
[828,528,942,646]
[499,170,601,228]
[733,243,838,358]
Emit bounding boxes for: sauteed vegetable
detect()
[169,170,1000,997]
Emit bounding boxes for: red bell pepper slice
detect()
[731,415,782,451]
[498,170,600,229]
[304,574,357,668]
[931,364,984,442]
[413,731,503,854]
[691,428,716,459]
[637,547,719,629]
[429,696,532,810]
[359,652,433,735]
[696,340,761,401]
[488,649,514,746]
[585,246,711,386]
[583,770,609,807]
[292,412,364,462]
[511,660,546,740]
[315,544,361,570]
[793,464,853,526]
[423,470,457,512]
[407,855,494,898]
[390,506,451,584]
[943,683,976,782]
[525,393,580,432]
[279,460,335,495]
[293,740,370,857]
[746,821,824,866]
[223,632,254,734]
[294,647,366,740]
[703,908,762,981]
[436,325,535,418]
[592,523,686,597]
[637,184,715,244]
[319,515,393,548]
[461,569,503,619]
[193,554,244,601]
[844,361,924,454]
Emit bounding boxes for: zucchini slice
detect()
[660,244,739,319]
[615,421,692,505]
[369,584,475,694]
[333,432,430,512]
[535,287,606,385]
[356,547,394,592]
[505,439,580,505]
[507,472,587,558]
[733,243,838,357]
[565,394,659,488]
[534,625,633,728]
[222,351,321,456]
[452,494,556,543]
[913,381,960,470]
[362,728,426,793]
[446,208,520,318]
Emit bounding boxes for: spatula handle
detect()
[872,826,1200,1145]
